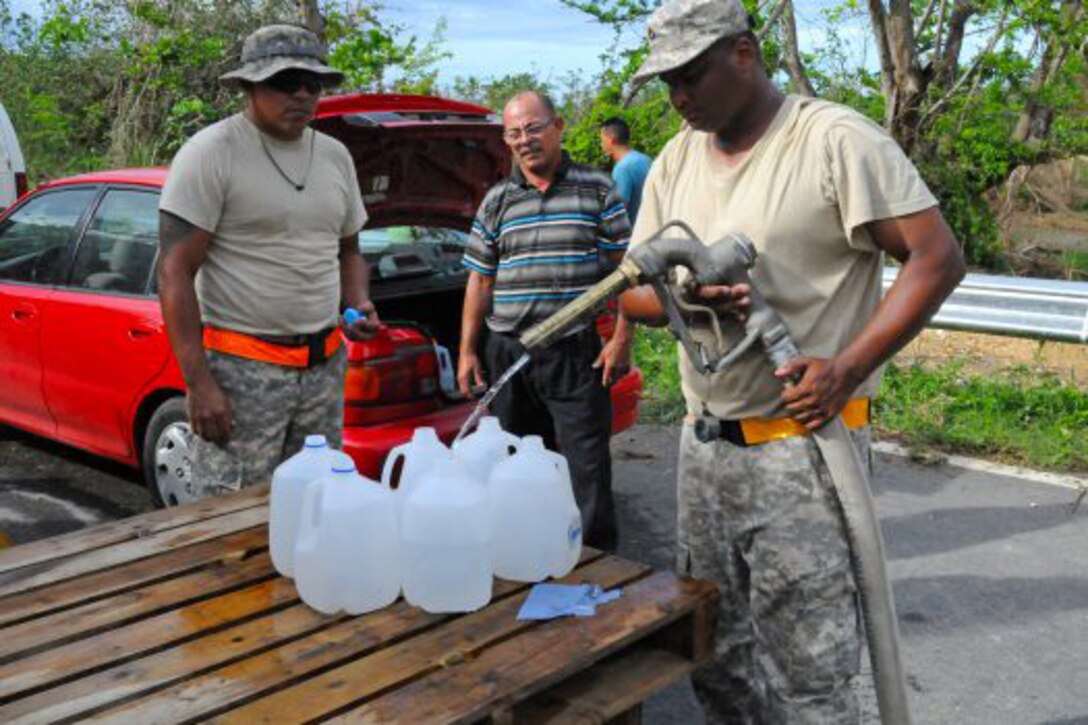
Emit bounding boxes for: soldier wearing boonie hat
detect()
[618,0,964,722]
[629,0,752,96]
[219,24,344,89]
[157,24,381,503]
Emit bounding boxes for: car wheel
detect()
[142,397,201,508]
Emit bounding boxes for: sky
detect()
[8,0,871,84]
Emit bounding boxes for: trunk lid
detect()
[313,94,509,231]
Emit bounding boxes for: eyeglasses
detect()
[262,70,324,95]
[502,118,554,143]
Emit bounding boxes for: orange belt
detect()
[202,326,342,368]
[738,398,870,446]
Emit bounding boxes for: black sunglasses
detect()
[262,70,324,95]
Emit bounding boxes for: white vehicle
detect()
[0,101,27,211]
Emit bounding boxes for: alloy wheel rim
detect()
[155,421,196,506]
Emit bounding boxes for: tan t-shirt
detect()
[630,95,937,419]
[160,113,367,336]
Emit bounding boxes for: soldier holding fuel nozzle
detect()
[618,0,965,721]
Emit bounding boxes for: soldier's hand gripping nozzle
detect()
[519,221,769,373]
[518,221,912,725]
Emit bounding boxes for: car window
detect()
[0,188,96,284]
[360,226,469,281]
[359,226,468,257]
[69,189,159,294]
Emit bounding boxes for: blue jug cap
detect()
[329,451,356,474]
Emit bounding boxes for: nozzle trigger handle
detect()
[343,308,366,325]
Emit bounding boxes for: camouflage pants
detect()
[677,424,870,725]
[190,347,346,496]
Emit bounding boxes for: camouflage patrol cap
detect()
[220,24,344,90]
[631,0,751,87]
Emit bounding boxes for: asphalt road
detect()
[1,422,1086,724]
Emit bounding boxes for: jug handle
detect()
[297,480,325,549]
[381,443,410,490]
[505,437,519,457]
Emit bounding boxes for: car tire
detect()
[142,397,199,508]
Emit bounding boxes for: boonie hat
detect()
[631,0,751,89]
[220,24,344,90]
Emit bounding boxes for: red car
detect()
[0,94,642,506]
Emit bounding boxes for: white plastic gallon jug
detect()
[451,416,519,485]
[401,456,492,613]
[381,427,448,515]
[488,436,582,582]
[269,434,338,578]
[294,452,401,615]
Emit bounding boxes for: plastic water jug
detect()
[294,452,401,615]
[401,456,492,613]
[488,436,583,582]
[451,416,519,484]
[434,343,456,395]
[269,434,338,578]
[381,427,448,514]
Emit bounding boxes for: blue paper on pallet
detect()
[516,583,624,620]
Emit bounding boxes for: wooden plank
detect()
[0,527,267,628]
[607,704,643,724]
[335,571,719,724]
[0,576,300,702]
[83,555,632,724]
[0,604,339,724]
[511,647,693,723]
[204,557,650,725]
[0,551,275,663]
[2,551,606,724]
[0,486,268,575]
[0,505,268,598]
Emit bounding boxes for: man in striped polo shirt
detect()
[458,91,633,551]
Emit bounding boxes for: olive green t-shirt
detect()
[629,95,938,419]
[160,113,367,336]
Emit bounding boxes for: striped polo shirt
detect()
[462,154,632,334]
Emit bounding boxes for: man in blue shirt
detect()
[600,117,652,224]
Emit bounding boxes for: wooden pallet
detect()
[0,485,718,724]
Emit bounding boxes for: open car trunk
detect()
[313,96,509,356]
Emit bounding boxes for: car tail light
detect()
[596,299,619,340]
[343,327,440,425]
[14,172,28,199]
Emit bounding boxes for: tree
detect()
[0,0,452,178]
[560,0,1088,266]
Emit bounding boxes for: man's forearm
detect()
[836,240,964,384]
[619,284,667,326]
[612,309,635,344]
[460,272,493,354]
[159,270,213,388]
[339,243,371,310]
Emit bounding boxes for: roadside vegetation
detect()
[635,327,1088,473]
[2,0,1085,271]
[2,0,1085,469]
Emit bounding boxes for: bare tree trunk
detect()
[867,0,897,129]
[936,0,976,86]
[868,0,928,151]
[295,0,326,42]
[1012,0,1085,145]
[780,0,815,96]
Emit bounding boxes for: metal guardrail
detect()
[882,268,1088,343]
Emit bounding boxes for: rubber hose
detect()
[813,418,911,725]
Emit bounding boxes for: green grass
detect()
[633,327,1088,473]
